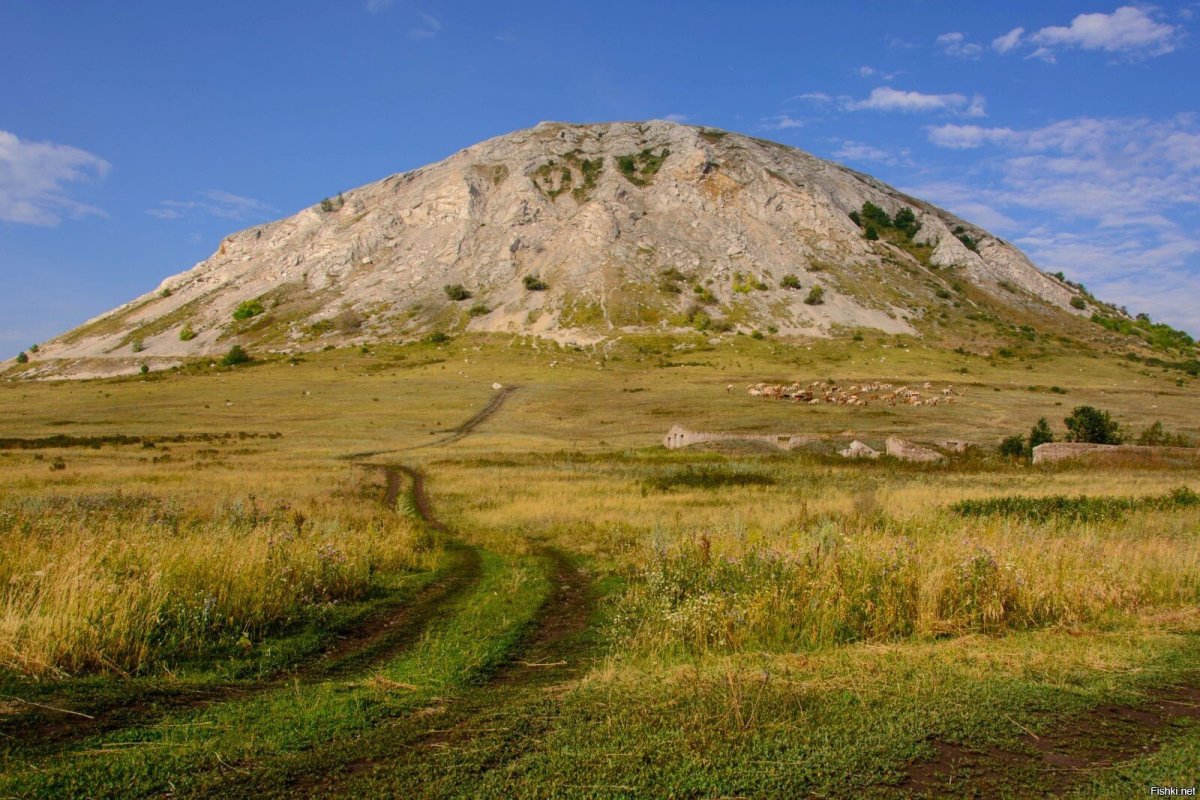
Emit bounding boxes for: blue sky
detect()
[3,1,1199,356]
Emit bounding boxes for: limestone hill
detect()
[13,120,1192,378]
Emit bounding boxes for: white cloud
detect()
[409,12,441,40]
[857,66,898,80]
[845,87,980,115]
[365,0,395,12]
[760,115,806,130]
[936,32,983,59]
[661,113,690,123]
[992,27,1025,54]
[1003,6,1182,60]
[147,190,275,222]
[793,92,833,104]
[918,114,1200,332]
[0,130,109,226]
[927,124,1019,149]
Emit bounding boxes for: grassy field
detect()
[1,331,1198,797]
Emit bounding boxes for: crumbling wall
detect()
[663,425,814,451]
[1032,443,1200,464]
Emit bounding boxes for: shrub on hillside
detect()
[443,284,471,301]
[804,286,825,305]
[1070,296,1086,309]
[221,345,251,366]
[780,274,801,290]
[333,310,363,333]
[179,324,197,341]
[15,351,28,364]
[232,300,264,321]
[523,274,548,291]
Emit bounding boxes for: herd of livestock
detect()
[745,380,963,407]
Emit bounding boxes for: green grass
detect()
[1,331,1199,796]
[952,486,1200,523]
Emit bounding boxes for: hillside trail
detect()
[194,402,601,797]
[344,385,518,460]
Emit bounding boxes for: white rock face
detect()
[36,120,1087,365]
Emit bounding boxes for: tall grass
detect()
[612,508,1200,656]
[0,491,435,676]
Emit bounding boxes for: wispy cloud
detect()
[147,190,276,222]
[661,113,690,123]
[936,32,983,59]
[0,130,109,226]
[991,27,1025,54]
[793,92,833,104]
[918,114,1200,331]
[760,114,806,131]
[999,6,1182,62]
[365,0,395,13]
[857,66,898,80]
[926,124,1020,149]
[832,140,912,166]
[845,87,985,117]
[409,12,441,40]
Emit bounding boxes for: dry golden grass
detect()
[0,446,436,677]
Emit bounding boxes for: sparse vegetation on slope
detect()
[615,147,670,186]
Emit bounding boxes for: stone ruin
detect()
[662,425,817,452]
[1032,442,1200,465]
[664,426,953,463]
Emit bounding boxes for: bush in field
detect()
[1136,421,1193,447]
[1029,417,1054,450]
[1064,406,1122,444]
[998,434,1026,459]
[804,285,825,305]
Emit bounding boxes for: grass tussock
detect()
[0,490,436,677]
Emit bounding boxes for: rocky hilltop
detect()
[26,120,1094,375]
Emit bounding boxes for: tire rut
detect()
[3,464,477,758]
[231,546,596,799]
[342,385,517,459]
[900,681,1200,797]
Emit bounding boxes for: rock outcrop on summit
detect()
[30,120,1090,374]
